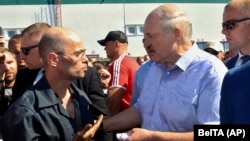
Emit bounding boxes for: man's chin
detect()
[75,73,86,79]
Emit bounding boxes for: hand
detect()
[73,115,103,141]
[120,128,153,141]
[98,69,111,88]
[99,69,111,80]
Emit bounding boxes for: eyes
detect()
[222,18,250,30]
[143,33,161,42]
[21,44,38,55]
[74,50,86,58]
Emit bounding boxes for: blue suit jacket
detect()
[220,61,250,124]
[224,54,238,69]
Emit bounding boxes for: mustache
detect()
[145,45,155,53]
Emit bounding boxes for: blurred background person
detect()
[0,36,5,48]
[97,30,139,116]
[136,56,145,65]
[8,34,27,69]
[0,48,18,116]
[223,48,238,63]
[143,54,150,61]
[93,61,111,95]
[203,41,225,61]
[10,22,51,106]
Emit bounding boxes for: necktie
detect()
[241,55,250,65]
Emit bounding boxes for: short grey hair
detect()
[151,4,192,42]
[225,0,250,18]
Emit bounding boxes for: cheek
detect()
[107,47,113,52]
[242,30,250,40]
[11,63,17,69]
[156,40,170,52]
[72,61,84,69]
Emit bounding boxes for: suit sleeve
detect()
[82,67,114,141]
[220,73,231,124]
[84,67,110,118]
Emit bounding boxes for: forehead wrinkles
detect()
[144,13,161,33]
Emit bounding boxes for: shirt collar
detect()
[175,43,200,71]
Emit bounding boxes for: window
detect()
[139,26,144,34]
[128,26,136,35]
[7,31,16,38]
[3,28,23,40]
[125,24,144,36]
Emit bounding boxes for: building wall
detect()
[0,1,228,57]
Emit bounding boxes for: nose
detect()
[81,55,88,64]
[221,27,226,35]
[143,38,150,49]
[4,63,10,70]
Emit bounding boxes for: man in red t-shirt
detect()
[98,30,139,115]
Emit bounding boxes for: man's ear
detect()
[49,53,59,67]
[174,27,182,39]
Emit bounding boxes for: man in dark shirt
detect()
[1,26,101,141]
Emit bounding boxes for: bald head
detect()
[46,27,82,42]
[39,27,84,58]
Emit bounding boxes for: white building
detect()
[0,0,229,58]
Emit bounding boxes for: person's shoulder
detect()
[85,66,95,76]
[195,49,227,70]
[16,67,29,75]
[140,59,153,66]
[136,60,153,73]
[16,68,40,76]
[228,61,250,77]
[8,89,36,110]
[116,55,139,68]
[122,55,138,63]
[2,89,37,126]
[87,66,94,71]
[222,62,250,86]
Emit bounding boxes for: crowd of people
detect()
[0,0,249,141]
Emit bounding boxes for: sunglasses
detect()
[222,18,250,30]
[21,44,38,55]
